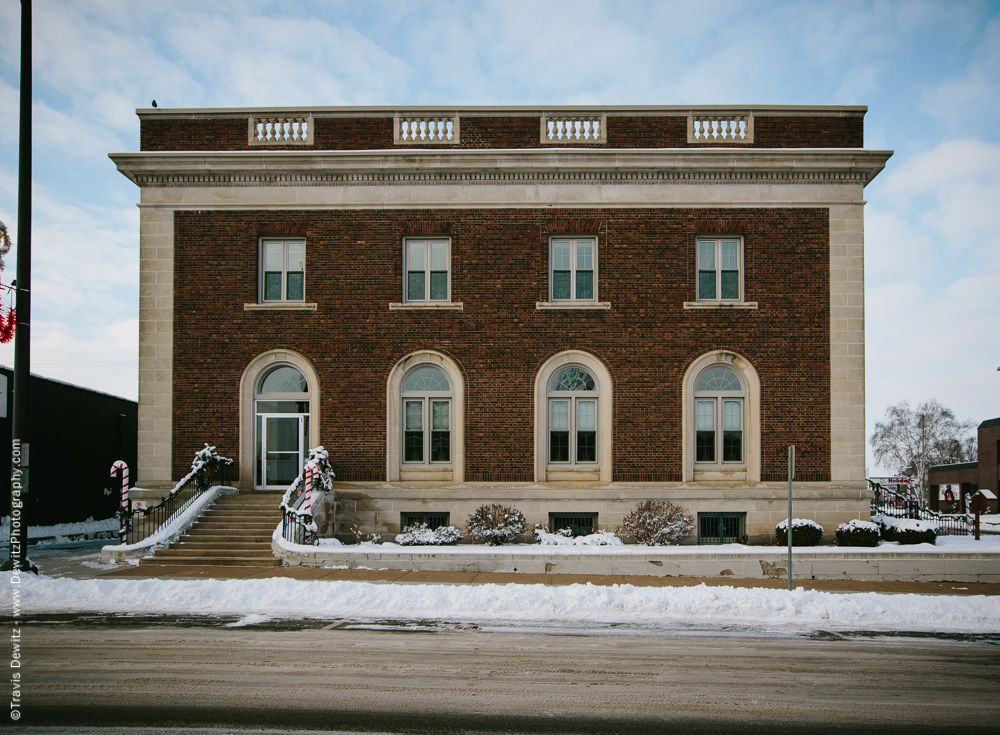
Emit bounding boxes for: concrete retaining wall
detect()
[273,542,1000,584]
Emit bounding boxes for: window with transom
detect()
[550,237,597,302]
[404,238,451,303]
[694,365,744,465]
[696,237,742,303]
[402,366,452,464]
[260,239,305,303]
[547,366,598,465]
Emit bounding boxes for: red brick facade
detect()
[172,207,831,482]
[141,113,863,152]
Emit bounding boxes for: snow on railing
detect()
[868,479,968,536]
[124,445,233,545]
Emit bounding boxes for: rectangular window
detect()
[400,512,451,530]
[261,239,305,302]
[696,400,716,462]
[405,238,450,303]
[696,237,742,302]
[576,400,597,463]
[550,237,597,302]
[403,398,451,464]
[549,400,570,463]
[548,513,598,537]
[697,512,747,545]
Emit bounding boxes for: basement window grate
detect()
[400,512,451,530]
[698,512,747,545]
[548,513,598,537]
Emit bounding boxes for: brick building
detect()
[928,417,1000,514]
[111,105,891,543]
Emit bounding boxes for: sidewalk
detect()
[100,563,1000,596]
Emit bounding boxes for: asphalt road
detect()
[17,620,1000,734]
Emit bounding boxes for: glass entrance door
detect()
[256,414,305,489]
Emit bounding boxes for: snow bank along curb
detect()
[273,536,1000,583]
[4,573,999,633]
[99,486,236,563]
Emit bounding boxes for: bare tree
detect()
[870,399,977,504]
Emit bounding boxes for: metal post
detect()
[787,445,795,592]
[4,0,32,575]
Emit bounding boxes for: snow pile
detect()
[895,519,938,533]
[535,529,623,546]
[4,573,999,633]
[395,524,463,546]
[837,520,879,533]
[775,518,824,532]
[0,516,118,546]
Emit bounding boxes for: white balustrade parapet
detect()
[249,115,314,145]
[394,115,460,144]
[688,113,754,144]
[541,114,606,144]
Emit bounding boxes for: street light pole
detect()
[3,0,32,575]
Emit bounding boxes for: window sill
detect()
[389,302,464,311]
[244,302,318,311]
[683,301,758,310]
[536,302,611,310]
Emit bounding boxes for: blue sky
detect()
[0,0,998,473]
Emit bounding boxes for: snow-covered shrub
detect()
[534,528,623,546]
[893,519,937,545]
[395,522,463,546]
[835,519,880,547]
[774,518,824,546]
[871,514,898,541]
[466,504,527,545]
[618,500,694,546]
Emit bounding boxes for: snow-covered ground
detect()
[311,533,1000,555]
[0,516,118,546]
[2,572,998,634]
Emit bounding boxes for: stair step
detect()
[140,557,281,567]
[186,528,274,537]
[175,537,274,545]
[156,548,275,558]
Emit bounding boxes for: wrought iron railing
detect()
[280,472,315,546]
[279,446,334,546]
[122,446,233,545]
[868,479,969,536]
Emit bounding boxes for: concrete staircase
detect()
[140,492,283,567]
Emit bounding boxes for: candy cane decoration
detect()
[111,460,129,543]
[302,461,318,532]
[965,493,974,536]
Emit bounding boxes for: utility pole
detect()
[4,0,33,574]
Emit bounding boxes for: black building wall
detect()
[0,367,137,525]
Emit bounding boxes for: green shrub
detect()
[893,519,937,545]
[774,518,824,546]
[835,520,880,547]
[871,514,898,541]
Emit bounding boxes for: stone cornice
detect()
[111,148,892,188]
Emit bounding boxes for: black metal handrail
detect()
[868,479,968,536]
[122,445,233,545]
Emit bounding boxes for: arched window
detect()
[239,351,320,491]
[694,366,744,465]
[547,366,598,465]
[401,366,452,465]
[682,352,760,482]
[386,351,465,482]
[534,351,613,482]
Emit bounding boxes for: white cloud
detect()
[920,16,1000,131]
